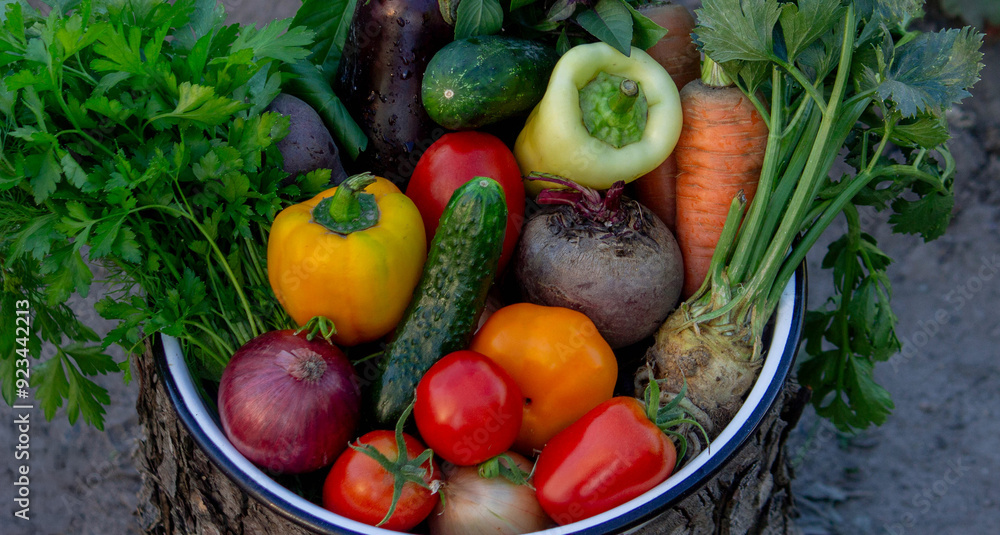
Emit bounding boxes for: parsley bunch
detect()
[0,0,332,428]
[684,0,983,432]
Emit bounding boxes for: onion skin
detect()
[429,452,553,535]
[218,329,361,474]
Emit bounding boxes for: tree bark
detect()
[134,336,809,535]
[628,383,810,535]
[134,338,316,535]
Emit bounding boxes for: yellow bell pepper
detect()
[514,42,682,195]
[267,174,427,346]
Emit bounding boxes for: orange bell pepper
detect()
[470,302,617,454]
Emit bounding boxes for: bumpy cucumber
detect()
[371,177,508,425]
[421,35,559,129]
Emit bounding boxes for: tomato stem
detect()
[294,315,338,343]
[349,400,437,527]
[642,377,710,465]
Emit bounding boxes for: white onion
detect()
[429,452,553,535]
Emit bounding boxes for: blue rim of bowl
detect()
[156,263,806,535]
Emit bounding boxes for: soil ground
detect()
[2,1,998,534]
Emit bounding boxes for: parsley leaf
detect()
[1,0,324,427]
[801,230,899,431]
[41,244,94,305]
[230,18,314,64]
[27,148,62,203]
[889,114,951,148]
[153,82,249,126]
[32,352,70,423]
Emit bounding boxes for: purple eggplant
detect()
[335,0,452,188]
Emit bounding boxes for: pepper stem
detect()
[312,173,381,235]
[579,71,649,148]
[609,79,639,114]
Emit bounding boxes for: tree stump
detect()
[134,336,810,534]
[628,383,810,535]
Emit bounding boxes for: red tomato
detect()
[322,430,440,531]
[406,131,526,272]
[414,350,523,466]
[533,397,677,525]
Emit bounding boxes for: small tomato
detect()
[534,396,677,525]
[322,430,440,531]
[414,350,523,466]
[406,131,525,271]
[470,303,617,454]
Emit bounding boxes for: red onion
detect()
[218,329,360,474]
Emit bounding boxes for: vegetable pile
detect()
[1,0,984,533]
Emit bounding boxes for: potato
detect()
[265,94,348,185]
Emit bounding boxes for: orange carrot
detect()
[630,2,701,233]
[631,154,678,231]
[638,2,701,90]
[674,60,768,299]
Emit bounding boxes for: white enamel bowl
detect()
[156,267,805,534]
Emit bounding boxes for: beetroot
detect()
[513,178,684,348]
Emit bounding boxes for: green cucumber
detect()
[421,35,559,130]
[371,177,508,425]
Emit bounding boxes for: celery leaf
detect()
[876,27,984,117]
[695,0,782,63]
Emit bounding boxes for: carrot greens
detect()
[645,0,983,433]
